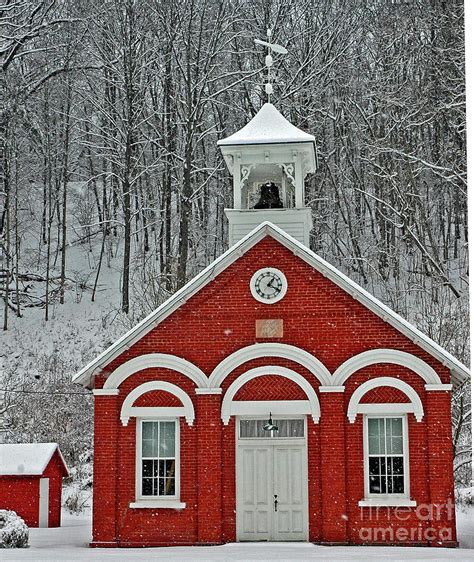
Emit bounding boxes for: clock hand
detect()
[267,279,281,292]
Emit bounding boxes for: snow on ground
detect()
[1,507,474,561]
[458,505,474,550]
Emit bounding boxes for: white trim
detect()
[103,353,208,390]
[250,267,288,304]
[347,377,424,423]
[319,386,345,393]
[195,388,222,395]
[136,419,181,504]
[125,407,187,420]
[129,501,186,509]
[356,404,418,416]
[333,349,442,386]
[363,414,412,503]
[93,388,120,396]
[230,400,311,417]
[120,381,195,426]
[209,343,332,388]
[425,383,453,391]
[358,499,417,508]
[38,478,49,528]
[235,415,309,541]
[221,366,320,425]
[73,222,469,388]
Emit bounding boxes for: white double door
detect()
[236,441,308,541]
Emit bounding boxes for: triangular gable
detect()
[73,222,469,388]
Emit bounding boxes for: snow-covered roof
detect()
[0,443,69,476]
[73,222,469,389]
[217,103,315,146]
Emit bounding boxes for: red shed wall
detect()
[0,477,40,527]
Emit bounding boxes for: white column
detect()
[281,173,287,207]
[233,153,241,209]
[294,153,304,208]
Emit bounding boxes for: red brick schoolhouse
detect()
[74,103,469,548]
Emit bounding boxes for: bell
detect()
[263,413,278,432]
[253,182,284,209]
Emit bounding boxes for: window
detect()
[364,416,408,497]
[239,418,305,439]
[138,420,178,499]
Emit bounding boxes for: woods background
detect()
[0,0,470,507]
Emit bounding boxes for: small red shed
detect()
[0,443,69,528]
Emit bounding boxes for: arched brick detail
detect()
[360,386,411,404]
[133,390,182,407]
[234,374,307,401]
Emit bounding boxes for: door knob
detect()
[274,494,278,512]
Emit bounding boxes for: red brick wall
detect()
[346,401,433,544]
[0,477,39,527]
[115,418,198,546]
[90,235,456,547]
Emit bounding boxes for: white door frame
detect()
[235,415,309,541]
[39,478,49,528]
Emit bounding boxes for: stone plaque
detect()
[255,319,283,338]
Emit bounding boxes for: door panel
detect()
[273,446,307,540]
[237,446,273,540]
[237,442,308,541]
[39,478,49,528]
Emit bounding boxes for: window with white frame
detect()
[239,418,305,439]
[138,420,178,499]
[364,416,408,496]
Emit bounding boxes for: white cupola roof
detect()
[218,103,315,146]
[218,102,316,247]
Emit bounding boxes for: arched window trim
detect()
[347,377,424,423]
[120,381,195,426]
[221,365,320,425]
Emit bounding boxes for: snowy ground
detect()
[1,508,474,561]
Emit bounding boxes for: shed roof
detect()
[0,443,69,476]
[217,103,315,146]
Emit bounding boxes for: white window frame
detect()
[130,418,185,509]
[360,414,416,508]
[236,415,307,444]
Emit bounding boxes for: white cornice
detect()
[195,388,222,395]
[319,386,345,393]
[92,388,120,396]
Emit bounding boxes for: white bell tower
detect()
[218,103,316,247]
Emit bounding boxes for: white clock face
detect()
[250,268,288,304]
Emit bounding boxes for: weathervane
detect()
[254,29,288,103]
